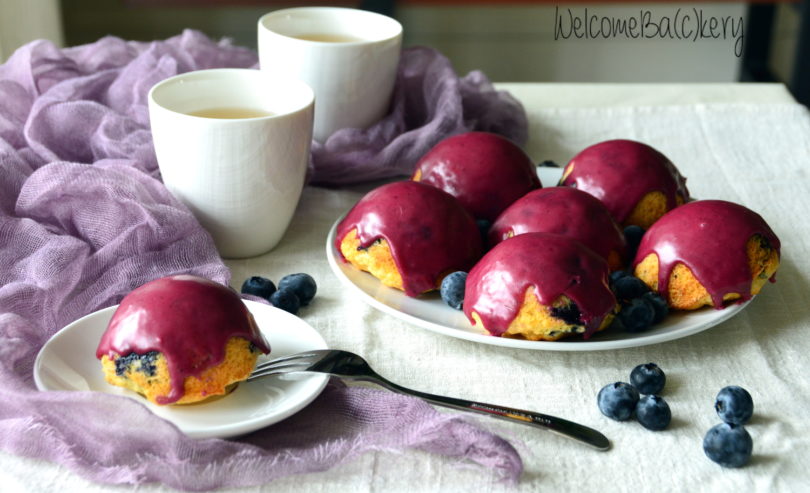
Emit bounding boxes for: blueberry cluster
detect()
[440,271,468,310]
[597,362,671,431]
[240,273,317,315]
[115,351,158,377]
[608,271,668,332]
[703,386,754,468]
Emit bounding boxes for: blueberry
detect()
[607,315,626,332]
[476,219,492,245]
[114,353,139,376]
[114,351,158,377]
[618,297,655,332]
[609,270,630,286]
[623,225,645,255]
[440,271,467,310]
[270,288,301,315]
[703,423,753,468]
[715,386,754,425]
[612,275,650,302]
[630,362,666,395]
[642,291,669,324]
[538,159,560,168]
[278,273,317,306]
[636,395,671,431]
[241,276,276,300]
[138,351,158,376]
[597,382,640,421]
[549,301,582,325]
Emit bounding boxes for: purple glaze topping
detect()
[464,232,616,338]
[633,200,781,308]
[560,139,689,224]
[96,275,270,404]
[336,180,483,297]
[412,131,542,221]
[489,186,627,263]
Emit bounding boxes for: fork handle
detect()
[364,376,610,451]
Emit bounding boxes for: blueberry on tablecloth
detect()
[630,362,666,395]
[278,273,317,306]
[270,288,301,315]
[715,386,754,425]
[597,382,640,421]
[241,276,277,300]
[703,423,753,468]
[636,395,671,431]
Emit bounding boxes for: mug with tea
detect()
[148,68,314,258]
[258,7,403,142]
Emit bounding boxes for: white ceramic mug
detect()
[148,68,314,258]
[258,7,402,142]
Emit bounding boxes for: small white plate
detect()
[33,300,329,439]
[325,167,751,351]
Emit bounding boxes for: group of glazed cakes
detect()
[335,132,782,342]
[94,132,782,407]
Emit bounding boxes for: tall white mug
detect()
[148,68,314,258]
[258,7,402,142]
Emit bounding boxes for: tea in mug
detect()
[188,107,274,119]
[292,33,365,43]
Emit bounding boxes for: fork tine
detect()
[253,351,320,371]
[247,350,323,381]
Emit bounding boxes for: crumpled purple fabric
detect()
[309,46,529,185]
[0,31,524,490]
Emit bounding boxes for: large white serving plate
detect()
[34,300,329,439]
[325,167,751,351]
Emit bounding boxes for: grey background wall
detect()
[0,1,800,87]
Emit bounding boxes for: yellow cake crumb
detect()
[101,337,260,405]
[339,228,404,291]
[634,235,780,310]
[562,162,685,229]
[472,287,614,341]
[624,191,685,229]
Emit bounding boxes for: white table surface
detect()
[4,82,808,493]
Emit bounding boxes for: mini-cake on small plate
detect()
[33,300,329,439]
[326,167,752,351]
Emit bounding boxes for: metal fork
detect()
[248,349,610,450]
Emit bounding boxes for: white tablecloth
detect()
[4,83,809,492]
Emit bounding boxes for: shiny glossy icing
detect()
[561,139,689,224]
[464,232,616,338]
[633,200,781,308]
[412,131,541,221]
[336,180,483,297]
[96,275,270,404]
[489,186,627,263]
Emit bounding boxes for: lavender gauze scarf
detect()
[0,30,527,490]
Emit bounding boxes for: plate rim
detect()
[33,299,329,439]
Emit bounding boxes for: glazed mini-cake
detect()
[96,275,270,405]
[489,186,628,271]
[560,139,689,228]
[335,180,483,297]
[633,200,780,310]
[464,232,617,341]
[412,132,541,221]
